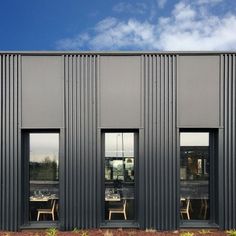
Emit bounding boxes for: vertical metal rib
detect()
[0,55,2,229]
[232,54,236,228]
[143,55,177,230]
[222,53,236,229]
[0,54,20,231]
[63,55,98,230]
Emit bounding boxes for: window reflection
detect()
[180,132,209,220]
[29,133,59,221]
[104,133,135,221]
[105,133,134,157]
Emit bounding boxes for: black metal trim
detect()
[178,129,219,227]
[21,129,61,227]
[20,222,59,229]
[180,220,219,229]
[100,221,140,228]
[100,130,139,226]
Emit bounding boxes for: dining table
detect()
[105,193,121,202]
[30,195,59,202]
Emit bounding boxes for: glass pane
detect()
[124,158,134,182]
[180,132,209,220]
[180,133,209,146]
[104,132,135,221]
[105,159,124,181]
[29,133,59,221]
[105,133,134,157]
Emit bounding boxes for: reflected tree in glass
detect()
[104,133,135,221]
[29,133,59,221]
[180,132,210,221]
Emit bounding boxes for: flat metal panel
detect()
[0,55,21,231]
[21,56,63,128]
[100,56,141,128]
[140,55,177,230]
[221,54,236,229]
[62,55,98,230]
[178,56,220,127]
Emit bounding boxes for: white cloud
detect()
[96,17,118,31]
[157,0,167,9]
[157,2,236,50]
[90,19,155,50]
[173,2,196,20]
[56,0,236,51]
[112,2,147,14]
[196,0,223,5]
[56,33,90,50]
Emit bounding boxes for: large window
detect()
[29,133,59,221]
[180,132,210,221]
[104,132,136,221]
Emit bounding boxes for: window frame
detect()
[101,130,139,226]
[178,128,219,228]
[21,129,61,227]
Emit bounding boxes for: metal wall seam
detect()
[153,55,157,228]
[228,54,232,228]
[0,55,2,229]
[173,55,177,228]
[92,55,96,227]
[219,55,224,127]
[1,55,6,229]
[143,55,177,230]
[10,55,14,230]
[68,55,73,227]
[232,54,236,228]
[64,55,68,228]
[63,55,98,230]
[149,54,151,228]
[138,55,145,229]
[156,55,161,228]
[76,55,81,228]
[229,53,232,228]
[59,55,65,230]
[14,55,18,229]
[96,55,102,227]
[224,54,228,229]
[223,54,228,228]
[168,56,173,227]
[0,54,20,231]
[223,54,236,229]
[160,54,165,228]
[143,54,148,227]
[6,55,10,229]
[17,55,22,230]
[72,55,77,228]
[218,55,224,228]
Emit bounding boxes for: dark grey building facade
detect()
[0,52,235,231]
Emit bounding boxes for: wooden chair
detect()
[180,198,190,220]
[37,199,56,221]
[109,200,127,220]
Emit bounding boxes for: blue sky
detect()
[1,0,236,51]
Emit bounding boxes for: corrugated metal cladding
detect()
[221,54,236,229]
[1,52,236,231]
[0,55,21,231]
[141,55,177,230]
[62,55,99,230]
